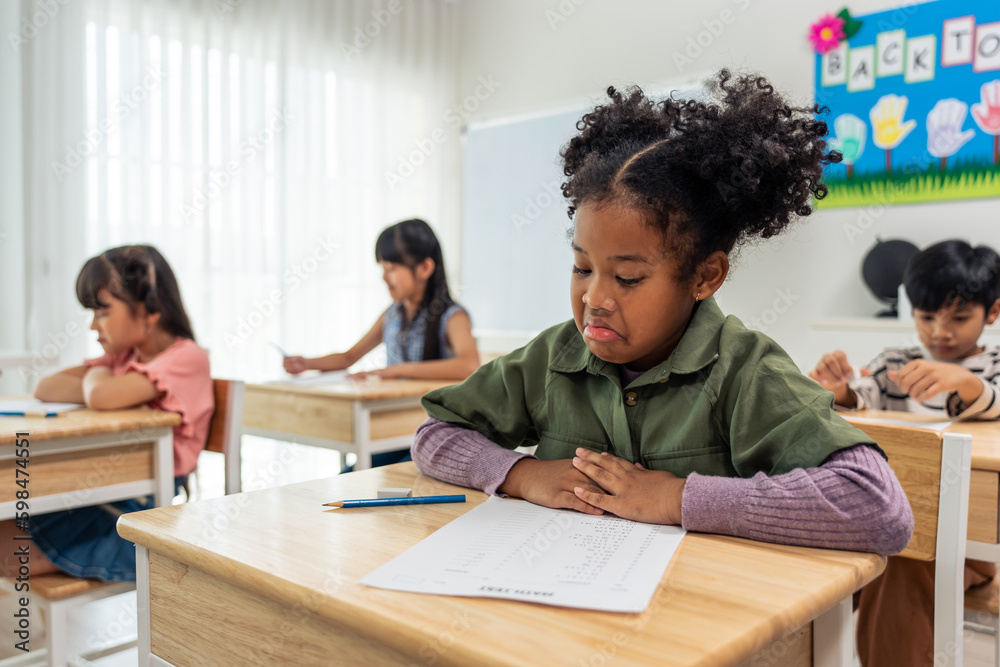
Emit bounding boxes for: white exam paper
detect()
[0,399,85,416]
[270,371,350,386]
[361,496,685,612]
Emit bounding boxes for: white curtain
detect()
[21,0,460,384]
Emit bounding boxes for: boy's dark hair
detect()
[375,218,456,360]
[904,240,1000,312]
[561,69,841,278]
[77,245,196,340]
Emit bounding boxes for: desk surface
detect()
[119,463,884,666]
[848,409,1000,472]
[247,377,454,401]
[0,407,180,445]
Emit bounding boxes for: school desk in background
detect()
[241,376,456,469]
[0,406,178,520]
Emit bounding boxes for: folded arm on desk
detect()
[413,418,913,555]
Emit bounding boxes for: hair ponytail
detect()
[374,219,455,360]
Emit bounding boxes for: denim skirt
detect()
[29,476,185,582]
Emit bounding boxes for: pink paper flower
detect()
[809,14,846,54]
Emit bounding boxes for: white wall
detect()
[0,1,28,393]
[454,0,1000,370]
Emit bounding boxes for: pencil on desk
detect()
[324,494,466,508]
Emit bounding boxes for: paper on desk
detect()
[0,399,85,416]
[361,496,685,612]
[846,415,953,431]
[269,371,350,386]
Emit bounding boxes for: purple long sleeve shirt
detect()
[412,417,913,556]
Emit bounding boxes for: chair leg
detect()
[936,433,972,667]
[225,439,242,495]
[813,596,853,667]
[935,556,965,667]
[963,548,1000,666]
[995,592,999,667]
[44,598,68,667]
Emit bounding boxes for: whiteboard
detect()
[460,105,584,344]
[460,78,711,348]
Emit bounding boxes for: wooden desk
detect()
[241,379,453,469]
[119,463,885,667]
[0,408,179,518]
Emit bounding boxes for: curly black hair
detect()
[561,69,841,278]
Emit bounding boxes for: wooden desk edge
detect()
[119,511,888,667]
[0,410,181,445]
[845,410,1000,472]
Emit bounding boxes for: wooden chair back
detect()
[846,420,955,561]
[205,379,245,494]
[845,416,972,667]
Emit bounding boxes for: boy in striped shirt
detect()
[812,240,1000,420]
[811,239,1000,667]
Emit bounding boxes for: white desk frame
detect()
[0,428,174,519]
[243,395,422,470]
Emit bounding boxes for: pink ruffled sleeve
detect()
[121,339,214,476]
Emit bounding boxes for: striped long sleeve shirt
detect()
[846,346,1000,420]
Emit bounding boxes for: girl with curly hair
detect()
[411,70,913,554]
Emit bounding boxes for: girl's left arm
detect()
[82,366,164,410]
[573,444,914,556]
[375,310,481,381]
[680,445,913,555]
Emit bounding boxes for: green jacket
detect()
[422,298,879,478]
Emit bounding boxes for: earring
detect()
[695,292,701,301]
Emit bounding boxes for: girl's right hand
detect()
[499,458,607,515]
[283,356,311,374]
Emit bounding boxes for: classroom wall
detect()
[5,1,995,385]
[454,0,999,370]
[0,1,28,394]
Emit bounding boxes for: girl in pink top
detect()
[3,245,213,582]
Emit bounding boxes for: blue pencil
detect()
[323,494,466,508]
